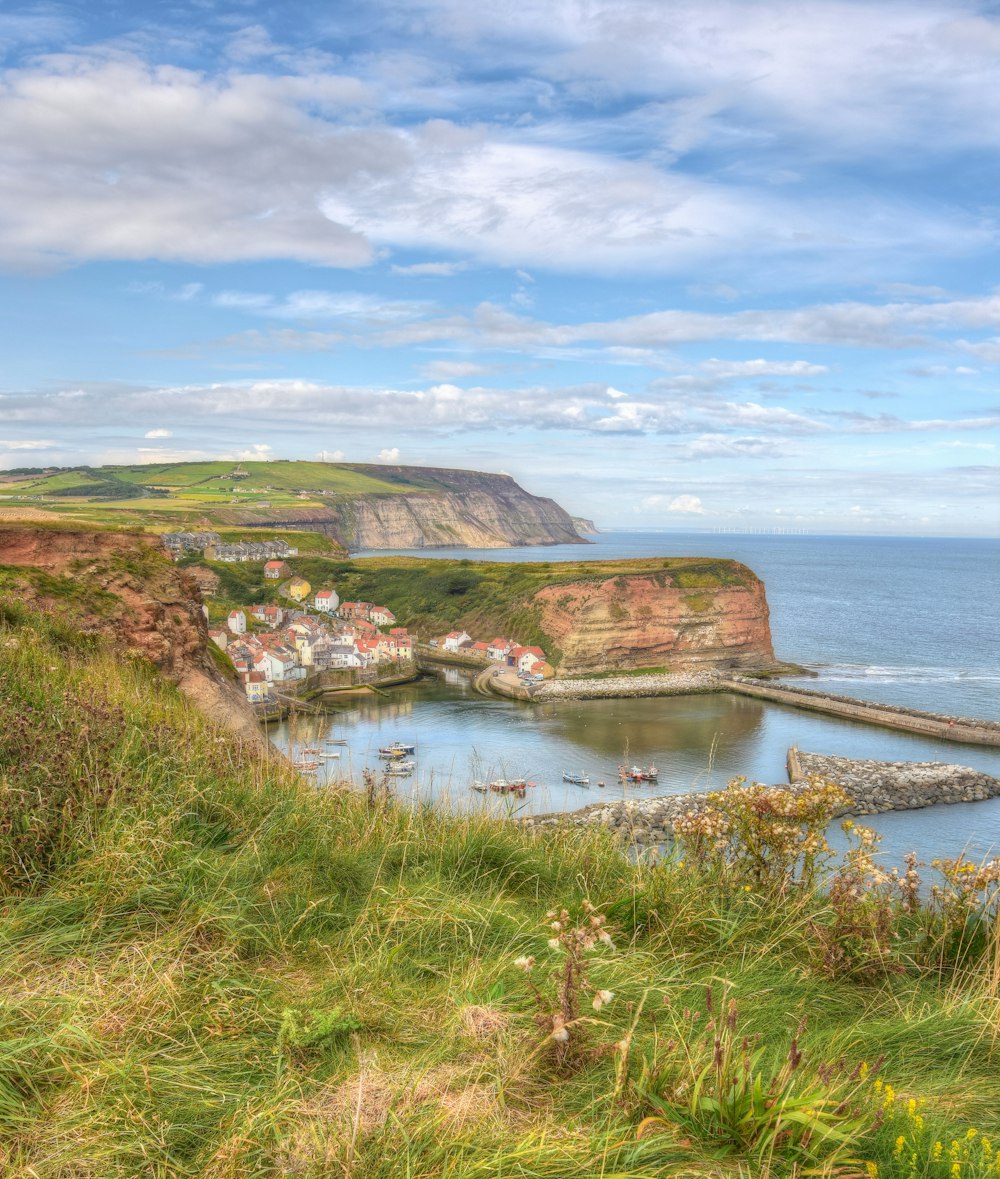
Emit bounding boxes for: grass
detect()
[2,600,999,1177]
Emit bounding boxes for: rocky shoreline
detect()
[524,750,1000,846]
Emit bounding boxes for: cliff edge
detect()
[531,562,775,675]
[0,525,264,747]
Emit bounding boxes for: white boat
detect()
[562,772,590,785]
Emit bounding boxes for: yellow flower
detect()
[859,1061,869,1080]
[743,884,752,892]
[865,1163,879,1179]
[933,1142,944,1161]
[951,1163,961,1179]
[894,1135,906,1158]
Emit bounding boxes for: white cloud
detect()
[143,427,172,439]
[699,358,829,378]
[667,494,704,513]
[638,492,705,513]
[376,446,401,463]
[317,449,346,461]
[420,359,489,379]
[390,260,468,276]
[0,438,54,449]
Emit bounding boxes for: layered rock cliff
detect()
[531,562,776,675]
[227,468,585,550]
[0,525,264,746]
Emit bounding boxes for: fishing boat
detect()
[320,750,341,759]
[562,772,590,785]
[619,764,659,783]
[292,759,321,772]
[488,777,535,796]
[470,782,489,793]
[378,746,406,759]
[302,746,321,755]
[325,738,348,746]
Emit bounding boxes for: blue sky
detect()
[1,0,999,535]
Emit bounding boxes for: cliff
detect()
[532,563,775,675]
[2,460,586,552]
[340,555,779,674]
[230,469,585,550]
[0,525,264,747]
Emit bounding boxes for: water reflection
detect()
[538,694,766,759]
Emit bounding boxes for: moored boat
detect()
[562,772,590,785]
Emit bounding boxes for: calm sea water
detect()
[270,532,1000,864]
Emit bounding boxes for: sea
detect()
[268,532,1000,865]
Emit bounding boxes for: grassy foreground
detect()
[2,605,1000,1177]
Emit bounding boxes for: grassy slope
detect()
[191,553,755,657]
[2,601,1000,1177]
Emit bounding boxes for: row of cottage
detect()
[437,630,554,679]
[162,533,299,562]
[209,596,412,703]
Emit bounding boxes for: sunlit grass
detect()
[2,602,999,1176]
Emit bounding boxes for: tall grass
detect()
[2,603,1000,1177]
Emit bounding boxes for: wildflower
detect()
[968,1129,979,1140]
[550,1016,570,1044]
[550,920,563,932]
[513,955,535,972]
[932,1142,944,1162]
[951,1164,961,1179]
[859,1061,869,1080]
[598,930,614,948]
[743,884,752,892]
[547,937,561,951]
[894,1136,906,1158]
[865,1164,879,1179]
[592,989,614,1011]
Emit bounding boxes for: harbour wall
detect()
[516,670,1000,748]
[720,676,1000,747]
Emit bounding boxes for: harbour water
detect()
[268,532,1000,865]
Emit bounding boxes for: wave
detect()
[791,663,1000,686]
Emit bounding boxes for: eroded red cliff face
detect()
[533,567,776,675]
[0,526,264,746]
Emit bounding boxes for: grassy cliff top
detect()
[1,598,999,1177]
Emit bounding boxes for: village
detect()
[190,541,554,706]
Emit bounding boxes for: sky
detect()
[1,1,999,535]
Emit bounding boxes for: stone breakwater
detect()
[533,670,723,701]
[792,750,1000,813]
[524,750,1000,846]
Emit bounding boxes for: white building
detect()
[227,610,247,635]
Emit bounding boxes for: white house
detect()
[325,642,363,669]
[487,637,515,662]
[369,605,396,626]
[511,645,546,673]
[314,588,340,613]
[227,610,246,635]
[442,630,472,653]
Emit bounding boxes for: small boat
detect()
[325,738,348,746]
[302,746,321,755]
[488,778,535,796]
[619,764,659,783]
[562,772,590,785]
[470,782,488,793]
[320,750,341,759]
[597,781,606,788]
[293,759,321,771]
[378,746,406,759]
[384,761,415,776]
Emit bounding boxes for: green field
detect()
[2,592,1000,1177]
